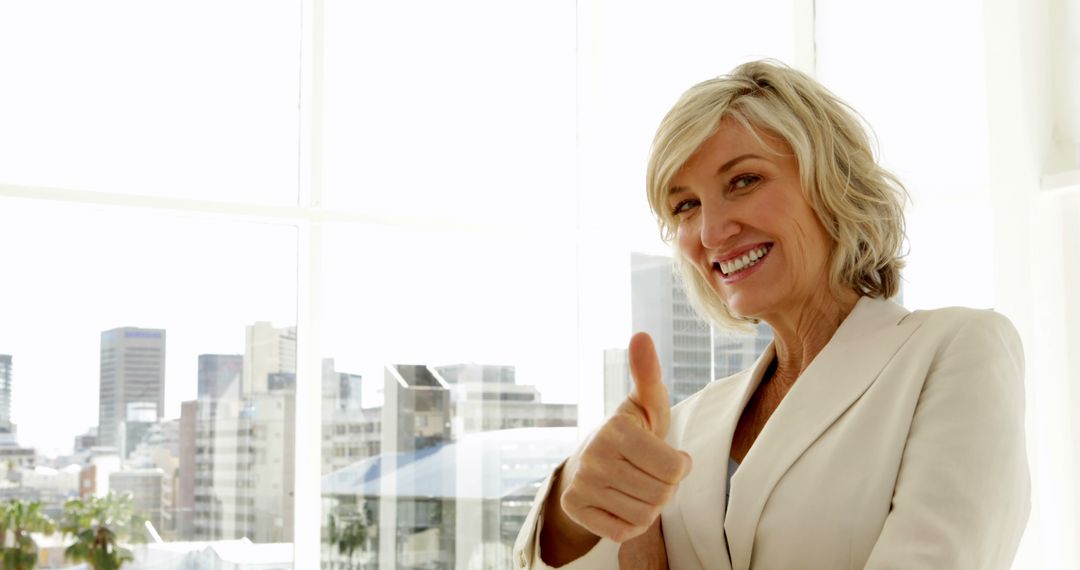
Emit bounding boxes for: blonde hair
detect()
[646,60,908,331]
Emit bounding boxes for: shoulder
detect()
[908,304,1015,329]
[901,306,1025,413]
[906,305,1023,359]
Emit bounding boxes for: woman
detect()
[512,60,1029,569]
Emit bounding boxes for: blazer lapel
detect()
[672,345,776,569]
[723,297,921,570]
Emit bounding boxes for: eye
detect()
[730,174,762,192]
[670,198,699,217]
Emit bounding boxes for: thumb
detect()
[627,332,671,438]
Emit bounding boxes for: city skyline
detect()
[2,317,581,458]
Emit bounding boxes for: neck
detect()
[765,287,860,391]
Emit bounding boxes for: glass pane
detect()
[319,225,579,568]
[576,0,798,257]
[815,0,993,309]
[321,0,577,226]
[0,199,297,567]
[0,1,301,205]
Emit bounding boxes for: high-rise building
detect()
[192,393,253,542]
[321,359,372,476]
[119,401,158,459]
[98,328,166,450]
[248,390,295,543]
[628,253,771,405]
[198,355,243,400]
[244,322,296,395]
[0,354,12,433]
[176,401,197,540]
[434,363,577,433]
[127,419,181,539]
[322,358,362,413]
[74,428,98,453]
[198,354,243,399]
[192,326,297,544]
[377,364,454,569]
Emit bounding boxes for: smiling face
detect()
[668,117,836,324]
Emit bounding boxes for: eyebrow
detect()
[668,153,765,196]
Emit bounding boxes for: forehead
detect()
[683,117,789,172]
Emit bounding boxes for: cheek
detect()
[674,222,699,256]
[787,216,832,274]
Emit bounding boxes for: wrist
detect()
[538,465,601,565]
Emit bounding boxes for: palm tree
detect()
[60,493,145,570]
[1,499,56,570]
[326,512,367,569]
[0,501,10,551]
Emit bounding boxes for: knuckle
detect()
[658,457,685,482]
[560,487,582,511]
[639,503,662,525]
[574,460,603,485]
[658,483,677,505]
[628,508,652,528]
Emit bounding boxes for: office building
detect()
[322,358,362,413]
[434,363,577,433]
[243,323,296,395]
[74,428,98,453]
[192,393,252,541]
[198,355,243,400]
[0,354,12,433]
[176,401,197,540]
[128,419,182,539]
[193,331,297,543]
[321,359,373,476]
[98,327,166,450]
[79,453,121,498]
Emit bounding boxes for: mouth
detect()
[713,243,772,279]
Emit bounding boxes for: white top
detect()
[725,457,739,509]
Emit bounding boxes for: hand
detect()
[540,332,693,564]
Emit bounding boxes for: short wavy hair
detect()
[646,59,908,331]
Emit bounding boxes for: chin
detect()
[725,295,774,322]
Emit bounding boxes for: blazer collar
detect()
[673,341,774,569]
[677,297,920,570]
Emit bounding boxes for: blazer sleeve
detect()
[512,461,621,569]
[864,310,1030,569]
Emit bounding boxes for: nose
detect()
[699,199,741,250]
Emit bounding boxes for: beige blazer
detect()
[513,297,1029,569]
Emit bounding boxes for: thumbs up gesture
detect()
[539,332,693,565]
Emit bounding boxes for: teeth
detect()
[719,245,770,276]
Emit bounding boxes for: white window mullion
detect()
[294,0,324,567]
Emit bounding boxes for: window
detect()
[2,1,1073,569]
